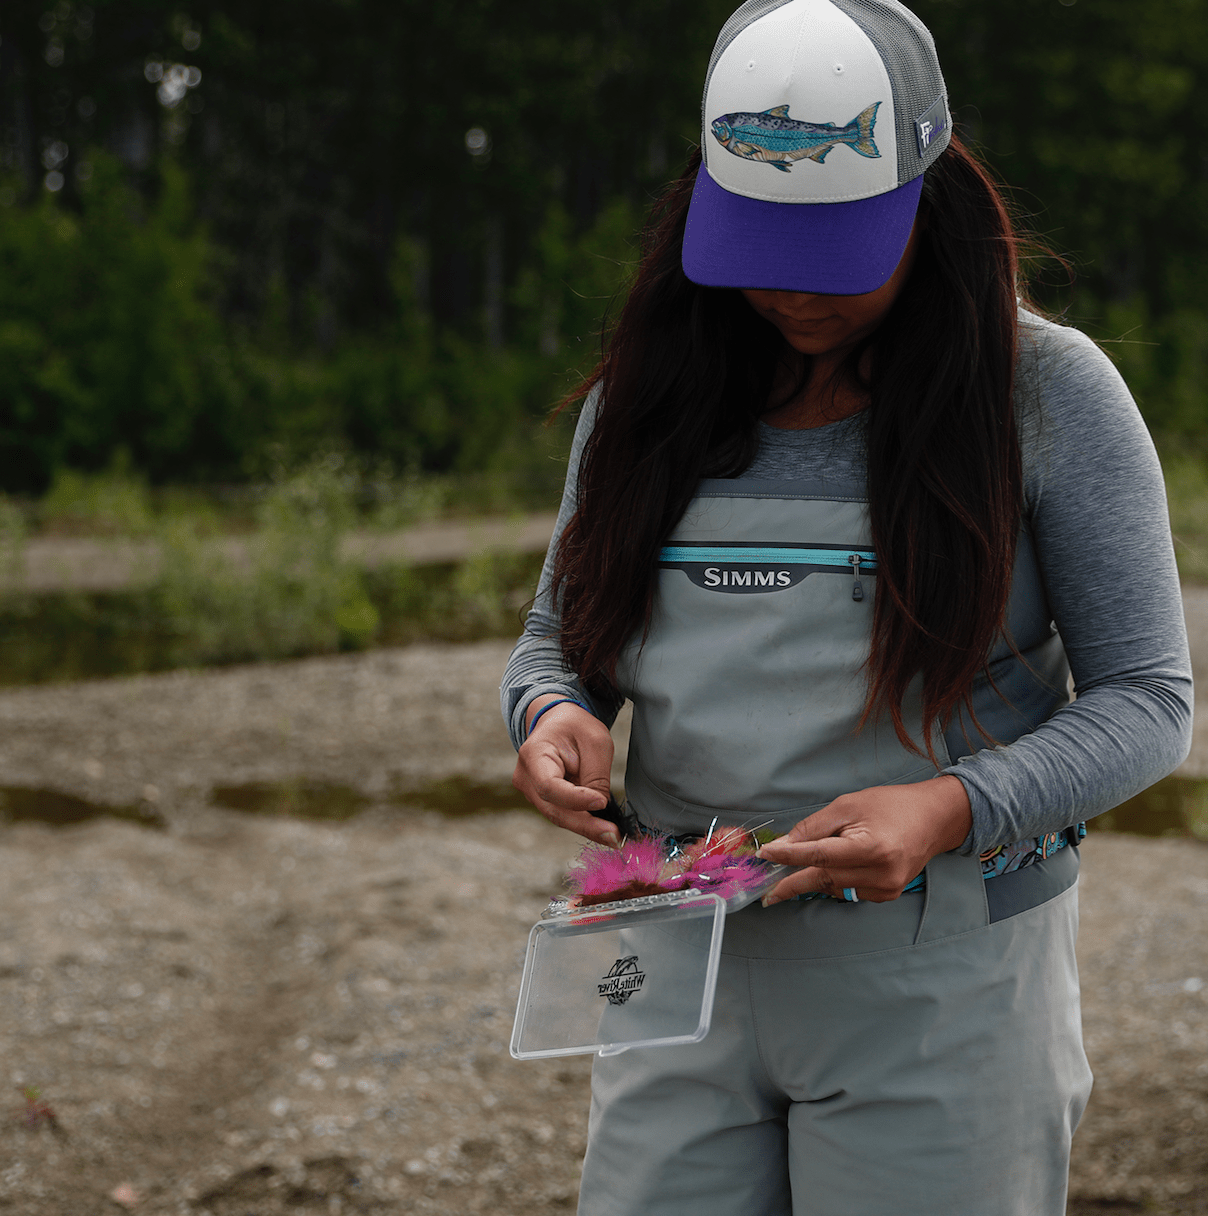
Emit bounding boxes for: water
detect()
[0,777,531,830]
[209,774,1206,837]
[3,774,1204,838]
[397,776,532,818]
[0,786,165,830]
[210,780,370,822]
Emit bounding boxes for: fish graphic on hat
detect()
[710,100,881,172]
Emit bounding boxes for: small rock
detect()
[109,1182,139,1209]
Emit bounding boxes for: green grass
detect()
[0,551,544,687]
[0,459,548,686]
[1162,447,1208,584]
[24,438,571,540]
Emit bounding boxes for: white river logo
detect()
[598,956,646,1006]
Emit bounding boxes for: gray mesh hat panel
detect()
[828,0,950,182]
[703,0,798,133]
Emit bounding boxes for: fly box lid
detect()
[509,889,726,1060]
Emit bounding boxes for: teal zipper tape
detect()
[659,546,876,566]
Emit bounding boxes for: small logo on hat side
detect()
[915,96,948,157]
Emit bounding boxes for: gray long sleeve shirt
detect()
[500,313,1194,854]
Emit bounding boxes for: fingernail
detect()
[761,894,780,909]
[602,831,620,849]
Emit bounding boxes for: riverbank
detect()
[0,641,1204,1212]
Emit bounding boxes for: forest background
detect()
[1,0,1207,677]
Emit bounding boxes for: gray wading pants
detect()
[577,849,1091,1216]
[583,478,1090,1213]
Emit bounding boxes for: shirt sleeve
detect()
[944,318,1194,853]
[499,389,624,750]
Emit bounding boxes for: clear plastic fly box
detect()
[510,889,726,1059]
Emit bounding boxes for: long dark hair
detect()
[553,134,1025,757]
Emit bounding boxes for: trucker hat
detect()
[682,0,951,295]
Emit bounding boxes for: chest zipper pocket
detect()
[657,544,878,597]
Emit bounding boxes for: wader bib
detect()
[579,479,1092,1216]
[619,477,1072,836]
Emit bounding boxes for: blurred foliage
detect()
[0,458,546,684]
[0,156,239,489]
[41,452,156,535]
[0,493,25,583]
[0,146,604,492]
[913,0,1208,434]
[0,551,545,685]
[1163,446,1208,584]
[0,0,1206,495]
[153,454,382,662]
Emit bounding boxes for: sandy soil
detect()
[0,640,1204,1214]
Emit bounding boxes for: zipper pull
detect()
[848,554,864,602]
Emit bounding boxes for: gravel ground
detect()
[0,639,1204,1214]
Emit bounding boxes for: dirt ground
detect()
[0,640,1205,1214]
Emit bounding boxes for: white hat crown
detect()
[702,0,950,205]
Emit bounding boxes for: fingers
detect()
[569,722,615,807]
[528,771,611,821]
[513,761,621,847]
[531,799,623,848]
[758,833,867,873]
[761,866,871,905]
[757,815,910,905]
[760,864,901,906]
[755,782,965,905]
[762,867,836,905]
[514,701,618,845]
[767,801,854,845]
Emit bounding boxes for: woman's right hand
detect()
[512,696,619,846]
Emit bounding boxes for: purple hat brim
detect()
[681,168,924,296]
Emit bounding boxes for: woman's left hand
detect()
[757,775,973,905]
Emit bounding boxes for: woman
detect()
[502,1,1193,1213]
